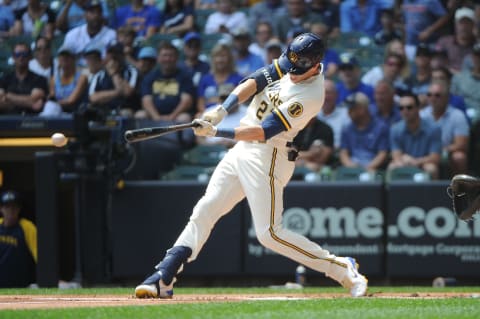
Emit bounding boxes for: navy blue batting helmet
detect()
[278,33,325,75]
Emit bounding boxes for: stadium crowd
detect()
[0,0,479,181]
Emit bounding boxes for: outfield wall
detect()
[109,180,480,281]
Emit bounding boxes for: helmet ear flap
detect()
[281,32,325,75]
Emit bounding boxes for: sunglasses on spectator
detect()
[13,51,30,58]
[386,60,401,67]
[398,104,415,111]
[427,92,443,98]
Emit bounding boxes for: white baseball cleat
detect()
[346,257,368,297]
[135,271,174,299]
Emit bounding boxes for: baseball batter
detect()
[135,33,368,298]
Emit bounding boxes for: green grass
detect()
[1,287,480,319]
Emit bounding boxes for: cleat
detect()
[135,271,174,299]
[346,257,368,297]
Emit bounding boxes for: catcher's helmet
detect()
[278,32,325,75]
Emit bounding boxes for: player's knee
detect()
[256,228,278,250]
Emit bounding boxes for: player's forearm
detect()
[230,79,257,107]
[231,126,265,141]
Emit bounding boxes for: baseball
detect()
[51,132,68,147]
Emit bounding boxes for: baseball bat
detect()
[124,122,199,143]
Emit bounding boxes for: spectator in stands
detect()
[197,84,247,147]
[339,92,389,171]
[317,79,350,150]
[231,27,264,77]
[61,0,116,66]
[420,80,470,176]
[273,0,321,42]
[116,25,141,67]
[384,38,411,79]
[336,52,374,104]
[113,0,161,39]
[204,0,248,35]
[0,0,14,37]
[28,36,53,80]
[55,0,110,34]
[405,43,433,108]
[249,0,287,34]
[0,42,47,115]
[136,46,157,77]
[178,32,210,88]
[374,8,403,46]
[40,44,88,117]
[451,42,480,118]
[309,0,340,38]
[264,38,283,64]
[401,0,449,60]
[195,0,217,10]
[431,66,469,122]
[196,42,242,117]
[159,0,195,37]
[249,21,276,64]
[9,0,55,39]
[293,117,334,174]
[88,42,139,117]
[436,6,476,73]
[309,21,340,78]
[388,93,442,180]
[371,79,401,127]
[140,41,194,122]
[339,0,382,37]
[361,51,408,94]
[0,190,37,288]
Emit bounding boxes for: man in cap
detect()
[436,7,477,73]
[339,92,389,171]
[61,0,116,66]
[336,52,374,104]
[0,191,37,288]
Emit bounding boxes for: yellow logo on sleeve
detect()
[287,102,303,117]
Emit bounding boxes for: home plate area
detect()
[0,292,477,310]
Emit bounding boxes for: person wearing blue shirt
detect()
[232,28,265,78]
[339,92,389,170]
[56,0,111,33]
[140,41,194,122]
[389,93,442,179]
[420,80,470,176]
[339,0,382,37]
[113,0,161,38]
[370,79,401,127]
[336,53,374,104]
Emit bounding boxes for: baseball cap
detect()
[455,7,475,22]
[344,92,369,109]
[57,44,75,56]
[106,41,124,54]
[265,39,283,51]
[85,0,102,10]
[83,42,102,56]
[183,32,201,43]
[138,46,157,59]
[416,43,433,57]
[339,52,359,69]
[473,42,480,54]
[232,27,250,38]
[0,191,21,206]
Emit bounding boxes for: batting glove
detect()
[192,119,217,137]
[201,105,228,125]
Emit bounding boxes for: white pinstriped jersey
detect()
[240,73,325,147]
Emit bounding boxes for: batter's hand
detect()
[201,105,227,125]
[192,119,217,137]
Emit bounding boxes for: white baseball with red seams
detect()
[51,133,68,147]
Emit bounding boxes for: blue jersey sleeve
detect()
[240,59,285,94]
[261,111,288,140]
